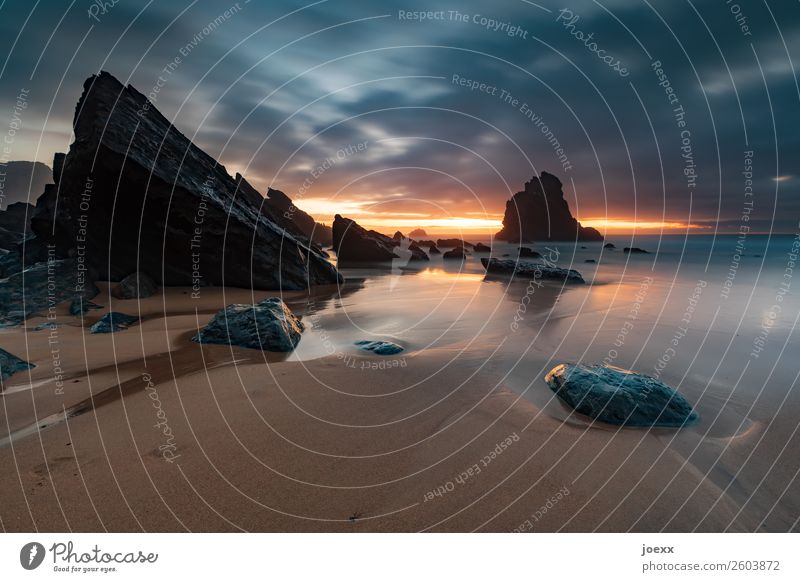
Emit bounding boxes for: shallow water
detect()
[290,234,800,530]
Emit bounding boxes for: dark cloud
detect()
[1,0,798,230]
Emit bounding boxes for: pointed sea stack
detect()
[496,172,602,243]
[332,215,399,262]
[30,72,340,290]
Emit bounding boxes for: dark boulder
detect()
[473,242,491,253]
[481,258,585,284]
[332,215,399,263]
[428,245,441,255]
[0,347,35,381]
[624,247,649,254]
[443,247,467,260]
[0,258,98,328]
[407,242,429,262]
[355,340,404,355]
[192,297,303,352]
[604,243,616,249]
[90,312,139,334]
[416,240,437,248]
[0,202,35,235]
[518,247,541,258]
[393,231,405,242]
[496,172,603,242]
[584,259,596,263]
[29,72,340,290]
[111,271,158,299]
[262,187,333,246]
[545,363,698,427]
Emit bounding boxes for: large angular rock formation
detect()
[332,215,399,262]
[29,72,340,290]
[262,187,332,246]
[496,172,603,242]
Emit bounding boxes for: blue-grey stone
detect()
[481,258,585,284]
[0,347,35,380]
[70,297,103,316]
[192,297,303,352]
[32,322,63,331]
[355,340,404,355]
[90,312,139,334]
[545,363,698,428]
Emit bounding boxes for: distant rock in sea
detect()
[473,242,491,253]
[0,347,35,381]
[437,238,474,249]
[584,259,596,263]
[0,161,51,207]
[111,272,158,299]
[428,245,441,254]
[355,340,404,355]
[29,71,340,290]
[604,243,616,249]
[408,228,427,237]
[496,172,603,242]
[90,312,139,334]
[481,258,585,284]
[192,297,303,352]
[332,215,399,262]
[624,247,649,254]
[545,363,698,427]
[262,187,333,246]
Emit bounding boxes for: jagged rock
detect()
[443,248,467,260]
[408,228,427,237]
[416,240,437,248]
[624,247,649,254]
[518,247,541,258]
[0,258,99,328]
[89,312,139,333]
[544,363,698,427]
[0,347,35,381]
[437,238,474,249]
[393,231,405,242]
[481,258,585,283]
[192,297,303,352]
[29,72,340,290]
[70,297,103,316]
[496,172,603,242]
[332,215,399,263]
[407,242,429,262]
[262,187,333,246]
[473,242,491,253]
[428,245,441,255]
[604,243,616,249]
[111,271,158,299]
[355,340,404,355]
[0,161,51,207]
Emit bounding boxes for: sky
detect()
[0,0,798,235]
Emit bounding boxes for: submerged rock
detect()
[481,258,585,284]
[355,340,404,355]
[624,247,649,254]
[192,297,303,352]
[496,172,603,242]
[332,215,399,263]
[89,312,139,334]
[0,347,35,380]
[30,72,339,290]
[443,247,467,260]
[584,259,596,263]
[111,271,158,299]
[545,363,698,428]
[603,243,616,249]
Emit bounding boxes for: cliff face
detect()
[495,172,603,242]
[30,72,340,289]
